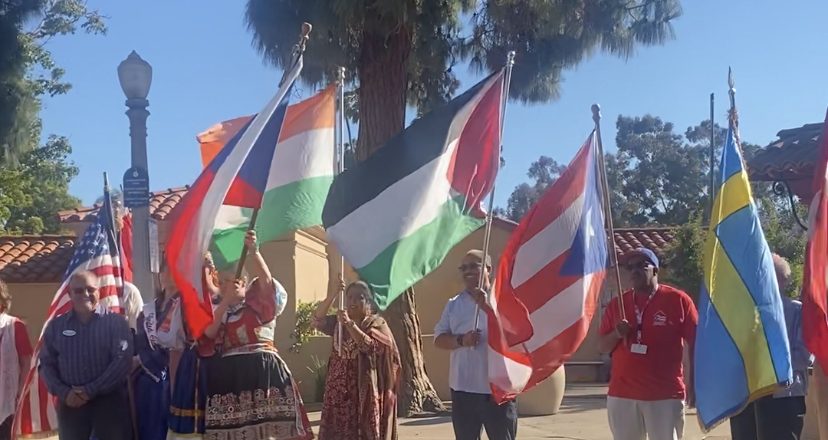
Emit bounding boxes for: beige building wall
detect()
[7,283,62,343]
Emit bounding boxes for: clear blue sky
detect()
[38,0,828,210]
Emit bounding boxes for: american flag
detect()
[13,188,124,438]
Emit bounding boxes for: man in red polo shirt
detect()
[599,248,697,440]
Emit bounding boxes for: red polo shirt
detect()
[599,284,697,401]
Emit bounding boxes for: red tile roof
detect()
[0,236,76,283]
[58,186,189,223]
[492,218,676,261]
[748,122,822,182]
[613,227,675,260]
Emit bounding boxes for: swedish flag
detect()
[694,126,792,430]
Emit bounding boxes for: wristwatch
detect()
[456,334,464,347]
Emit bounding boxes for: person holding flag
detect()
[599,248,697,440]
[202,231,312,439]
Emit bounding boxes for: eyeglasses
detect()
[623,261,653,271]
[458,263,483,272]
[71,286,97,295]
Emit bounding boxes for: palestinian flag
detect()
[199,86,335,269]
[322,71,504,309]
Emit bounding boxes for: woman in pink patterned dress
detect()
[312,279,401,440]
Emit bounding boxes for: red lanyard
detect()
[633,288,658,343]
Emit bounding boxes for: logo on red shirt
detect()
[652,310,668,326]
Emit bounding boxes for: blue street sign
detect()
[123,167,150,208]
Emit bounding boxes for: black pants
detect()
[730,395,806,440]
[57,388,132,440]
[0,416,12,440]
[451,389,518,440]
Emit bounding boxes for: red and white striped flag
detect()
[488,133,608,402]
[14,191,124,438]
[803,108,828,373]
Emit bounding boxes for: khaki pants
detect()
[607,396,685,440]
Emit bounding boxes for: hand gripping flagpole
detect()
[592,104,626,321]
[335,66,346,356]
[234,22,312,280]
[473,50,516,332]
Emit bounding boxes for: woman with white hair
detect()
[730,253,813,440]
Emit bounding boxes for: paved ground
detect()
[42,385,732,439]
[306,384,732,440]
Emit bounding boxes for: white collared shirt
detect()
[434,291,490,394]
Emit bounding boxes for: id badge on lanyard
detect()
[631,292,656,355]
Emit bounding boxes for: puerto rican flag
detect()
[488,132,608,402]
[165,56,302,338]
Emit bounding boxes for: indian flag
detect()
[199,86,335,269]
[322,72,504,309]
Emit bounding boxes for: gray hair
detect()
[771,253,791,284]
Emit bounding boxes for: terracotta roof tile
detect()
[0,236,76,283]
[613,227,676,261]
[58,186,189,223]
[492,218,677,260]
[747,122,822,182]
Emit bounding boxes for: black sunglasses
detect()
[458,262,485,272]
[623,261,653,271]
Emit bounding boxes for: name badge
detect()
[62,330,76,337]
[630,343,648,355]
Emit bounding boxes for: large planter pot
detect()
[517,366,566,416]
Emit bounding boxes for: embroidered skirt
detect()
[205,351,312,440]
[168,346,210,439]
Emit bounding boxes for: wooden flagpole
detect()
[592,104,626,320]
[335,66,346,356]
[474,50,517,331]
[234,23,312,280]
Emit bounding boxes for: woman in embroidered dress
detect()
[0,279,33,440]
[312,278,401,440]
[132,274,179,440]
[203,230,312,440]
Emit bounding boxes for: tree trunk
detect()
[355,25,446,416]
[355,25,408,159]
[383,288,446,416]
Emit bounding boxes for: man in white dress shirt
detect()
[434,249,517,440]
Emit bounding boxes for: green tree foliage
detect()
[0,136,80,234]
[661,211,705,300]
[0,0,106,233]
[609,115,707,225]
[0,0,42,164]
